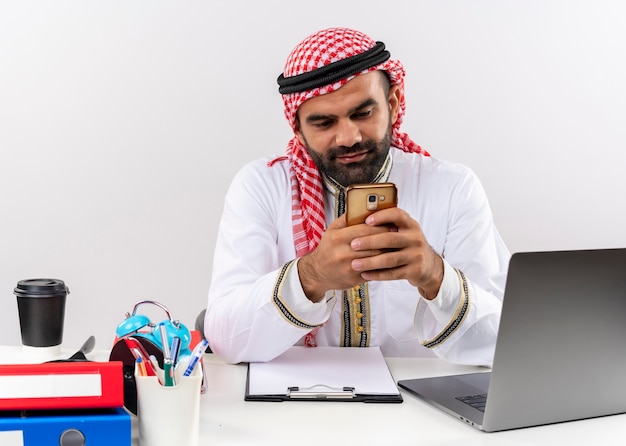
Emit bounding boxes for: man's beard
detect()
[306,127,392,187]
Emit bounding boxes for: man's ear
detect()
[389,85,401,125]
[294,117,306,145]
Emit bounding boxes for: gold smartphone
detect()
[345,183,398,226]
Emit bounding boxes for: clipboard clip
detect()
[287,384,356,400]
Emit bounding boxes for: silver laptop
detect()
[398,248,626,432]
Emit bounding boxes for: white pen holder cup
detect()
[135,362,202,446]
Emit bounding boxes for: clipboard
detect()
[245,346,402,403]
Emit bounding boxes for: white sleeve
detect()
[204,163,334,364]
[416,259,504,367]
[415,167,509,367]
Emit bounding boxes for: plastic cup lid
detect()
[14,278,70,297]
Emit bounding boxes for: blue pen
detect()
[183,339,209,377]
[170,336,182,369]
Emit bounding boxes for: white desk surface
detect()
[190,353,622,446]
[2,347,621,445]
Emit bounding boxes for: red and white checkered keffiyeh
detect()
[272,27,428,257]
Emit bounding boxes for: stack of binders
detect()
[0,360,130,446]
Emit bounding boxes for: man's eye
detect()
[313,121,333,129]
[355,110,372,119]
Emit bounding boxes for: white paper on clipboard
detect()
[247,346,400,399]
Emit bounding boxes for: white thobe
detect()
[205,148,510,366]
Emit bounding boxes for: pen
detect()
[149,354,160,372]
[163,358,175,386]
[124,338,158,377]
[159,324,175,386]
[170,336,182,369]
[183,339,209,377]
[136,357,147,377]
[159,324,171,361]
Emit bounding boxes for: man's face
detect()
[295,71,400,187]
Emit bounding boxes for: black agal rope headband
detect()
[277,42,390,94]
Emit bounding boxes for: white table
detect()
[3,347,620,445]
[188,354,622,446]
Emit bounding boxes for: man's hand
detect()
[298,214,392,302]
[298,208,444,302]
[349,207,444,300]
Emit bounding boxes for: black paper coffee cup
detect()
[14,278,69,347]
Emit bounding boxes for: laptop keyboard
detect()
[456,393,488,412]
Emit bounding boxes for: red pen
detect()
[124,337,158,377]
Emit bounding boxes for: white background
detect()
[1,1,625,350]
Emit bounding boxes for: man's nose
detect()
[335,119,362,148]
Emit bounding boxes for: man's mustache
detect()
[329,144,365,158]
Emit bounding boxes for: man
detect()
[204,27,510,366]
